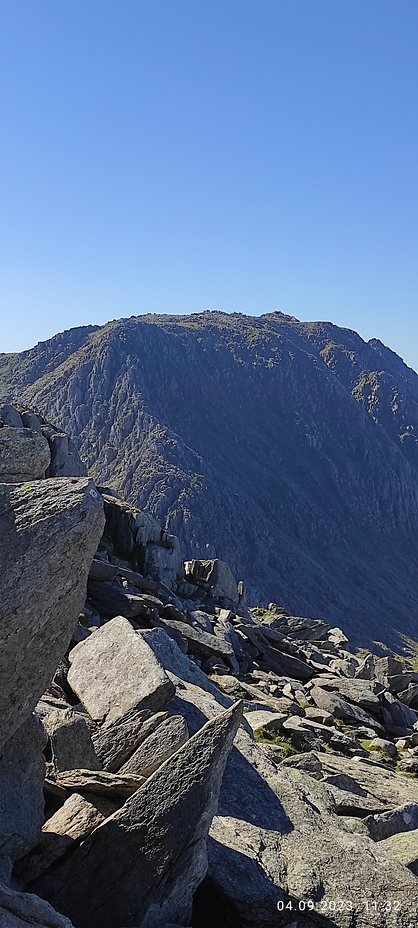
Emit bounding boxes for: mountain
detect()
[2,310,418,648]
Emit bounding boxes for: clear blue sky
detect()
[1,1,418,369]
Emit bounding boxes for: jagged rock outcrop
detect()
[3,313,418,645]
[2,401,418,928]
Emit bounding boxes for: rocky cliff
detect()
[2,311,418,647]
[1,407,418,928]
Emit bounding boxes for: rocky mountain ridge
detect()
[2,312,418,647]
[1,404,418,927]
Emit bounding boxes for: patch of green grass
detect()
[253,728,297,756]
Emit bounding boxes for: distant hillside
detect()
[2,310,418,648]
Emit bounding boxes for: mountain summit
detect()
[2,310,418,647]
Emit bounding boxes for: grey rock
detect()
[91,708,167,772]
[146,629,418,928]
[43,709,101,773]
[184,558,238,603]
[15,793,117,885]
[0,404,23,427]
[310,675,382,712]
[118,715,189,778]
[0,427,50,482]
[378,829,418,876]
[21,411,42,434]
[188,609,214,633]
[0,478,104,749]
[0,716,45,864]
[0,883,75,928]
[154,617,235,662]
[368,737,397,758]
[87,581,153,618]
[283,751,418,814]
[363,803,418,841]
[355,652,375,680]
[243,710,286,735]
[32,703,243,928]
[52,769,145,800]
[310,685,384,730]
[67,616,175,725]
[381,691,418,735]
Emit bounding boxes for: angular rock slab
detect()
[118,715,189,778]
[67,617,175,725]
[378,829,418,876]
[33,702,242,928]
[0,478,104,748]
[0,882,75,928]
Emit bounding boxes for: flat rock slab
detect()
[0,426,50,482]
[0,478,104,749]
[157,618,235,660]
[91,709,167,773]
[243,710,286,735]
[119,715,189,777]
[67,616,175,725]
[16,793,117,885]
[53,769,145,800]
[33,703,243,928]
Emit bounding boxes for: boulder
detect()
[91,709,167,773]
[0,883,75,928]
[0,478,105,749]
[184,558,239,603]
[118,715,189,778]
[310,685,383,730]
[15,793,117,885]
[0,427,51,482]
[363,803,418,841]
[243,711,286,735]
[0,716,46,867]
[67,616,175,725]
[283,751,418,814]
[378,829,418,876]
[43,709,101,773]
[0,404,23,427]
[32,703,243,928]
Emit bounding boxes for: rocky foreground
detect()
[1,403,418,928]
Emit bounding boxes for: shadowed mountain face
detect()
[2,310,418,648]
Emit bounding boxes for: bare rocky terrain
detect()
[1,311,418,648]
[1,404,418,928]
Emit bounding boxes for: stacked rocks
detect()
[1,405,418,928]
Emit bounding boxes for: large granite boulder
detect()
[67,616,175,725]
[0,478,104,749]
[32,703,242,928]
[0,427,50,482]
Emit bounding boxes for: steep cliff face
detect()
[1,311,418,646]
